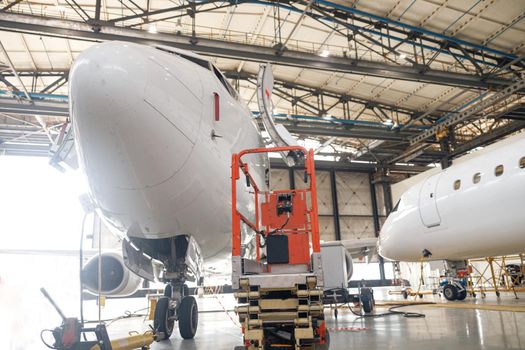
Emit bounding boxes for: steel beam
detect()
[288,167,295,190]
[0,97,69,117]
[230,71,438,120]
[285,124,418,141]
[410,77,525,145]
[0,12,515,89]
[0,142,50,156]
[451,120,525,157]
[369,172,385,281]
[329,169,341,241]
[270,158,429,174]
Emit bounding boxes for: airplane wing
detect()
[323,237,378,262]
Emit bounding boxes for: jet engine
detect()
[82,252,142,296]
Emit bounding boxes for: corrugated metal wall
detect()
[270,168,389,243]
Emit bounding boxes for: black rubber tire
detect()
[361,297,374,314]
[164,284,172,297]
[402,290,408,299]
[419,293,424,299]
[457,290,467,301]
[443,284,458,301]
[182,284,190,297]
[154,297,175,340]
[178,296,198,339]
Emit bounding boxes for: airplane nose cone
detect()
[377,218,397,261]
[69,42,202,193]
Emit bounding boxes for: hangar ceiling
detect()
[0,0,524,168]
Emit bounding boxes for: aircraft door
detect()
[419,173,442,227]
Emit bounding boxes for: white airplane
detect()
[68,40,371,339]
[378,131,525,299]
[69,41,268,339]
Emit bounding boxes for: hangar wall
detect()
[270,166,391,280]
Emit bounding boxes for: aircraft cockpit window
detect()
[453,179,461,190]
[473,172,481,184]
[155,46,211,70]
[495,164,504,177]
[519,157,525,169]
[212,65,238,99]
[392,199,401,212]
[179,53,211,70]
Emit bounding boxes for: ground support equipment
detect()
[231,146,327,350]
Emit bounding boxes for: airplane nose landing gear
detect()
[154,282,198,340]
[178,296,198,339]
[153,296,176,339]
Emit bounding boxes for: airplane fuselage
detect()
[70,42,266,265]
[379,132,525,261]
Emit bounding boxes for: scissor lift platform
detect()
[231,146,328,350]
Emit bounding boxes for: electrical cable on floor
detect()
[83,307,150,326]
[346,302,433,319]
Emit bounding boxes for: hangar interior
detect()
[0,0,525,349]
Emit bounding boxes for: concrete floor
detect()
[3,255,524,349]
[100,291,525,350]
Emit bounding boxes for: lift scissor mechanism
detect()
[231,146,328,350]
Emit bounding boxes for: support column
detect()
[329,169,341,241]
[94,0,102,21]
[369,172,386,281]
[288,167,295,190]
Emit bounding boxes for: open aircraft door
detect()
[257,63,300,166]
[419,173,442,227]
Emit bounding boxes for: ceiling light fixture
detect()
[175,19,183,32]
[148,23,157,34]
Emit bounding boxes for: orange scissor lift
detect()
[231,146,327,350]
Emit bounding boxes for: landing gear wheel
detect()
[419,293,424,299]
[457,290,467,301]
[178,296,198,339]
[496,291,501,298]
[402,290,408,299]
[361,297,374,314]
[443,284,458,301]
[154,296,175,340]
[164,284,172,297]
[182,284,190,297]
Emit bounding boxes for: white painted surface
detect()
[70,42,267,266]
[380,131,525,261]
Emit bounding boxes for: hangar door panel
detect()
[419,173,442,227]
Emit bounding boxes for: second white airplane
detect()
[379,131,525,262]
